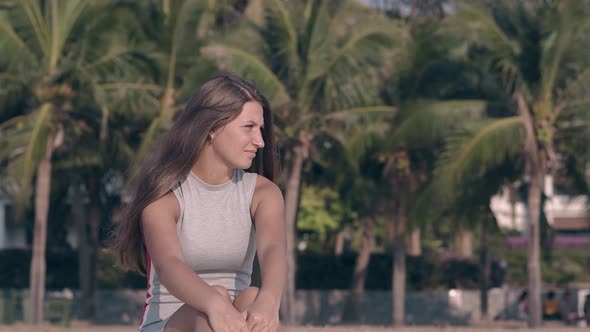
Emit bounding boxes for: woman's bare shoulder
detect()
[141,191,180,224]
[254,175,282,197]
[251,175,283,216]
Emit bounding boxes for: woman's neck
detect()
[191,150,234,185]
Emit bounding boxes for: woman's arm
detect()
[247,176,287,325]
[141,192,229,316]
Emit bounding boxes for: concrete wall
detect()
[292,288,520,325]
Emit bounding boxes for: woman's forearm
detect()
[257,244,287,309]
[156,258,226,315]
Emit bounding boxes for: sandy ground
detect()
[0,322,583,332]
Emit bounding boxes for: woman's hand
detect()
[207,297,249,332]
[243,292,280,332]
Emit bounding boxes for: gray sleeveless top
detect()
[139,169,257,329]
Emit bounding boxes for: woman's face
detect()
[210,101,265,170]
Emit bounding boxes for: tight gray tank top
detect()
[140,169,257,328]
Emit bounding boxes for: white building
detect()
[490,175,590,233]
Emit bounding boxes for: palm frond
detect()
[20,0,49,55]
[412,118,524,223]
[308,23,401,82]
[0,10,38,69]
[303,21,400,111]
[447,3,519,54]
[0,114,27,131]
[292,106,394,135]
[260,0,299,77]
[84,42,141,71]
[539,0,577,103]
[98,83,162,92]
[201,44,291,108]
[390,100,489,149]
[300,0,329,75]
[20,104,52,193]
[331,120,390,172]
[321,106,395,123]
[0,104,52,210]
[129,116,163,180]
[165,0,211,89]
[563,98,590,115]
[442,116,525,185]
[442,2,522,86]
[47,0,89,68]
[53,153,102,170]
[411,172,461,223]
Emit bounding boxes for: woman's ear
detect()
[209,125,226,143]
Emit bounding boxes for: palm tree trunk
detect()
[479,210,491,321]
[516,93,543,327]
[334,230,346,256]
[392,221,406,326]
[281,135,308,324]
[73,181,92,320]
[526,156,544,327]
[406,228,421,256]
[86,179,102,321]
[392,179,407,326]
[454,229,473,259]
[342,216,376,322]
[76,176,101,321]
[29,133,56,324]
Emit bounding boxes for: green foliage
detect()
[298,185,350,242]
[0,0,148,212]
[500,248,590,286]
[203,0,401,131]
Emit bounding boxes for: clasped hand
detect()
[242,297,280,332]
[208,295,279,332]
[207,299,248,332]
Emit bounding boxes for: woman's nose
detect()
[253,133,265,148]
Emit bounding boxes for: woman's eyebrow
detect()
[245,120,264,126]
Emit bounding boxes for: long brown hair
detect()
[112,73,278,275]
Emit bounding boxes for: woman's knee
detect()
[163,304,209,332]
[163,286,233,332]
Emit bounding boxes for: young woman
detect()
[112,73,287,332]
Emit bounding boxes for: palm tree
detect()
[57,92,144,320]
[312,117,391,322]
[379,12,497,324]
[440,1,590,326]
[104,0,241,178]
[0,0,146,323]
[202,0,401,322]
[428,153,521,320]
